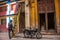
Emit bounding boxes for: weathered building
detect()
[0,1,19,32]
[18,0,60,34]
[0,0,60,35]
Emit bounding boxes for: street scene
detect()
[0,0,60,40]
[0,32,60,40]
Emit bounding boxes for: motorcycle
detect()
[23,28,42,39]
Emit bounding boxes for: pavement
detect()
[0,32,60,40]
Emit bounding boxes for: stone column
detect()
[54,0,60,34]
[25,0,30,29]
[58,0,60,34]
[30,0,38,29]
[35,0,39,29]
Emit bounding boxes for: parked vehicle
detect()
[23,28,42,39]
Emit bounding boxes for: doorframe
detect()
[19,2,25,33]
[37,0,57,33]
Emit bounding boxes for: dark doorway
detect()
[47,13,55,30]
[19,13,25,33]
[39,13,46,31]
[19,3,25,33]
[38,0,56,34]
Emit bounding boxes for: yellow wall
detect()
[30,0,38,29]
[54,0,60,34]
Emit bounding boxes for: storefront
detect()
[0,1,19,32]
[0,5,7,32]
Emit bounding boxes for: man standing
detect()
[8,20,14,39]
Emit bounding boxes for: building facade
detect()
[0,0,60,35]
[17,0,60,34]
[0,1,19,32]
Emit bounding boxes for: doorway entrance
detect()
[47,13,56,33]
[19,2,25,33]
[19,12,25,33]
[39,13,46,31]
[38,0,56,34]
[48,13,55,30]
[39,13,56,34]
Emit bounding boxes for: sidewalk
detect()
[0,32,60,40]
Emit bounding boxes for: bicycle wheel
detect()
[36,32,42,39]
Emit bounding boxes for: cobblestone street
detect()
[0,32,60,40]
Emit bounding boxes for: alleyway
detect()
[0,32,60,40]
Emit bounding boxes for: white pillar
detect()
[25,0,30,29]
